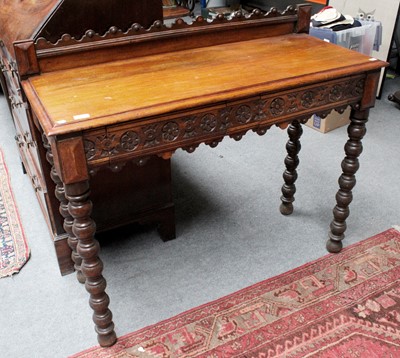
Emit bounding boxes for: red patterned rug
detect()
[72,228,400,357]
[0,149,29,278]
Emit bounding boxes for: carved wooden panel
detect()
[34,6,299,52]
[35,0,163,44]
[83,75,365,167]
[52,137,89,184]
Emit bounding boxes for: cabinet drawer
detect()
[15,133,46,194]
[0,54,20,96]
[13,110,46,194]
[12,102,43,175]
[17,140,49,230]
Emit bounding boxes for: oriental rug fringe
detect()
[72,228,400,357]
[0,149,29,278]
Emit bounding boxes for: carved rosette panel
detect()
[83,76,365,165]
[120,131,140,151]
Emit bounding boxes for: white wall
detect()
[329,0,400,94]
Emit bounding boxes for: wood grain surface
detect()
[24,34,386,136]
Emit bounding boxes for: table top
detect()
[23,33,386,136]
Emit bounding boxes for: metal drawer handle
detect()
[31,175,42,192]
[9,61,18,79]
[14,134,24,147]
[23,131,34,148]
[0,57,6,72]
[9,95,23,108]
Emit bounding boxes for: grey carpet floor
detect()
[0,73,399,357]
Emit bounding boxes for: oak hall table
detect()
[16,5,387,347]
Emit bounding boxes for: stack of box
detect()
[306,17,382,133]
[309,20,381,56]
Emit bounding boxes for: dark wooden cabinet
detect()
[0,0,175,275]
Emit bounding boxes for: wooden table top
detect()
[23,33,386,136]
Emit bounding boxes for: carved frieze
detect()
[143,124,160,148]
[270,98,285,116]
[162,122,179,142]
[236,105,253,123]
[83,76,365,165]
[183,116,197,138]
[200,113,218,132]
[120,131,140,151]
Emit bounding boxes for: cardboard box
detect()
[305,107,351,133]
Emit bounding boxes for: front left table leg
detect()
[280,120,303,215]
[327,108,368,253]
[65,181,117,347]
[42,134,84,282]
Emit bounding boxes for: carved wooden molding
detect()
[82,75,365,167]
[12,40,40,78]
[35,6,298,51]
[51,137,89,184]
[296,4,311,33]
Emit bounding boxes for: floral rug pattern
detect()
[72,228,400,357]
[0,150,29,278]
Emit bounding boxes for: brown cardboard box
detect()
[305,107,351,133]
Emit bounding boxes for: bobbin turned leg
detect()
[327,109,368,253]
[157,205,176,242]
[65,181,117,347]
[42,135,85,283]
[52,166,85,284]
[280,120,303,215]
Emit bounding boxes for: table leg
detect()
[42,135,85,283]
[157,205,176,241]
[327,108,368,253]
[53,168,86,283]
[280,120,303,215]
[65,181,117,347]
